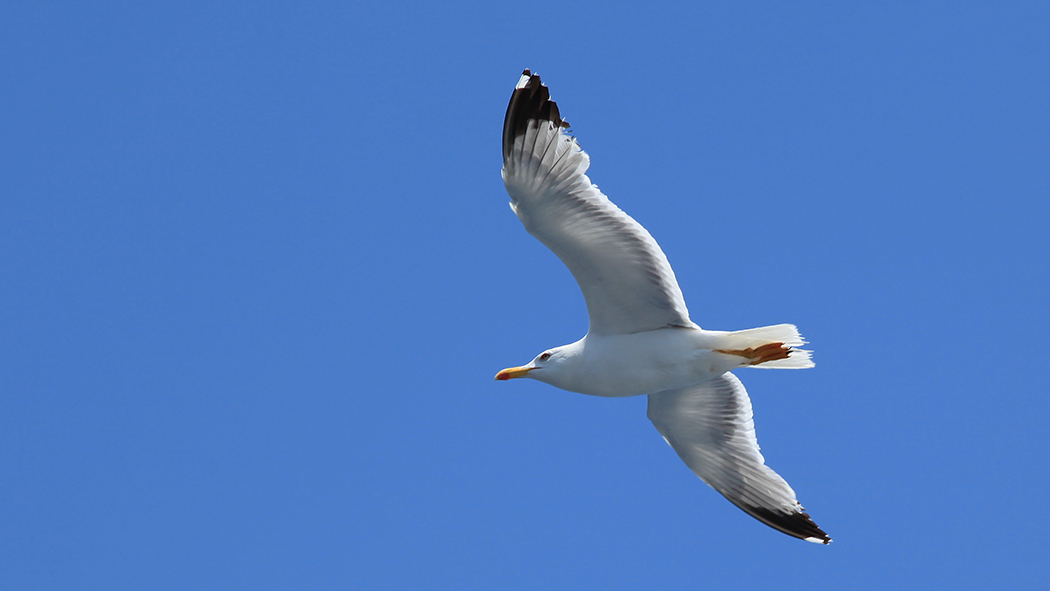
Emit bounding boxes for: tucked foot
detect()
[715,342,792,365]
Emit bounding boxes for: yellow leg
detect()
[715,342,791,365]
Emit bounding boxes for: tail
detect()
[717,324,814,369]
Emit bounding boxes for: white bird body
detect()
[495,70,830,544]
[534,329,735,397]
[512,327,797,398]
[550,331,739,394]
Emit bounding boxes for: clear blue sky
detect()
[2,1,1048,589]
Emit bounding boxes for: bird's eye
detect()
[539,352,551,361]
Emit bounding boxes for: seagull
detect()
[495,70,831,544]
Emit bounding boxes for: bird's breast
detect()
[564,329,733,397]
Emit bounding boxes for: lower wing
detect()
[647,373,831,544]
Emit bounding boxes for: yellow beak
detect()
[495,366,533,381]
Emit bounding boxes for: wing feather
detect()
[501,70,694,336]
[647,373,831,544]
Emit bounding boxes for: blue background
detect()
[3,1,1048,589]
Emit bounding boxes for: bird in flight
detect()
[495,69,831,544]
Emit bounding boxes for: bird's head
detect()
[494,345,571,384]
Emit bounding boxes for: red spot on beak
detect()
[495,366,531,381]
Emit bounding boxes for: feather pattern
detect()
[647,373,831,544]
[501,70,694,336]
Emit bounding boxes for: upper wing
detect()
[501,70,694,336]
[646,373,831,544]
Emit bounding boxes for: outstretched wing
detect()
[501,70,695,336]
[647,373,831,544]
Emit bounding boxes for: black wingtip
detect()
[502,70,569,161]
[743,504,832,544]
